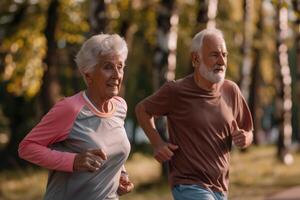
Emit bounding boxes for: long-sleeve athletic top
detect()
[18,91,131,200]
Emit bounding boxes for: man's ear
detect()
[191,52,200,67]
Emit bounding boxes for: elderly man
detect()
[135,28,253,200]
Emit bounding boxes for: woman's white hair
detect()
[75,34,128,75]
[190,28,225,54]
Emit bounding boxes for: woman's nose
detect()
[112,67,122,79]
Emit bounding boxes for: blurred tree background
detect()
[0,0,299,198]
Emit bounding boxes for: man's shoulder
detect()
[220,79,242,100]
[222,79,240,91]
[171,74,194,88]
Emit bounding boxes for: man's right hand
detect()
[153,142,178,163]
[73,149,107,172]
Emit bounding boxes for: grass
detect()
[229,145,300,200]
[1,145,300,200]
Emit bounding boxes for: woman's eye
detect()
[104,64,114,70]
[117,65,124,70]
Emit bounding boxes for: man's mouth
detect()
[213,68,225,73]
[214,69,224,74]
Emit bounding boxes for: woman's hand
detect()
[73,149,107,172]
[117,171,134,195]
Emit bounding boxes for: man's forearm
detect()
[135,102,165,147]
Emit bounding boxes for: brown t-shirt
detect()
[142,74,253,192]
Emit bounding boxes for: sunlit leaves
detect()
[1,6,46,98]
[57,0,89,45]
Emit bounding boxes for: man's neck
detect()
[193,72,218,91]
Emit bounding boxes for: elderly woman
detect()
[18,33,134,200]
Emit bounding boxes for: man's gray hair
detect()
[190,28,225,54]
[75,34,128,74]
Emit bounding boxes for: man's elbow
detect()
[135,102,144,119]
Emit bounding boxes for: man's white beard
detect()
[198,62,226,84]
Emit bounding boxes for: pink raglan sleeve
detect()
[18,97,82,172]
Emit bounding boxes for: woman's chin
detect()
[106,91,119,98]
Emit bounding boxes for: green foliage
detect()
[0,2,47,98]
[57,0,89,45]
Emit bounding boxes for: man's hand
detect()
[73,149,107,172]
[153,142,178,163]
[232,120,253,148]
[117,172,134,196]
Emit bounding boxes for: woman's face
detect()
[86,53,126,100]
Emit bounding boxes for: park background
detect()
[0,0,299,199]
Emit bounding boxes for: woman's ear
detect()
[84,72,92,85]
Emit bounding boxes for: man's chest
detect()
[170,96,235,134]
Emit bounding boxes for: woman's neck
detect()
[85,90,112,113]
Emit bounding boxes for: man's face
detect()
[196,35,228,84]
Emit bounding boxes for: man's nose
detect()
[217,55,226,66]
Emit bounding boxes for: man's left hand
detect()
[232,120,253,148]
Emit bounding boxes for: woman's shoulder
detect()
[55,92,85,114]
[112,96,127,111]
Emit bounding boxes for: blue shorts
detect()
[172,184,227,200]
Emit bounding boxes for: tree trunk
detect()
[0,95,37,169]
[154,0,178,177]
[196,0,218,29]
[193,0,218,72]
[207,0,218,28]
[292,0,300,144]
[89,0,107,35]
[275,0,293,164]
[240,0,254,103]
[40,0,60,114]
[68,45,83,93]
[0,3,37,168]
[246,0,260,145]
[196,0,209,31]
[154,0,178,89]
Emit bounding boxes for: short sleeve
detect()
[142,81,174,116]
[232,83,254,132]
